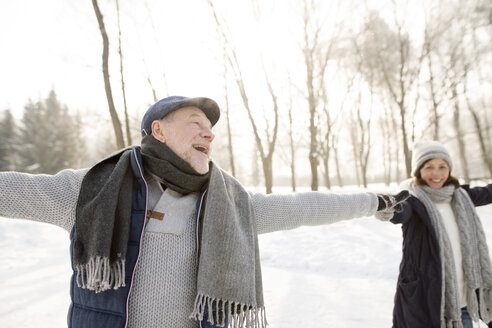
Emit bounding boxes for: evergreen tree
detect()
[19,99,44,172]
[19,90,85,173]
[0,109,18,171]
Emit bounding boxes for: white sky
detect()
[0,0,231,119]
[0,0,406,119]
[3,0,486,183]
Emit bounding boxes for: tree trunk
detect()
[322,154,331,189]
[349,116,361,187]
[463,71,492,178]
[224,86,236,176]
[92,0,125,149]
[466,100,492,177]
[307,68,318,191]
[262,154,273,194]
[207,0,278,193]
[116,0,132,146]
[288,98,296,192]
[332,134,343,187]
[452,86,470,183]
[381,107,392,186]
[424,36,441,141]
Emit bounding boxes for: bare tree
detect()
[300,0,344,190]
[143,0,168,101]
[464,87,492,177]
[462,59,492,177]
[318,73,346,189]
[207,0,279,193]
[362,9,423,177]
[331,127,344,187]
[422,23,447,140]
[287,79,297,191]
[451,83,470,183]
[348,87,372,188]
[380,113,393,186]
[92,0,125,149]
[463,2,492,177]
[116,0,132,145]
[221,49,236,177]
[302,2,321,191]
[425,2,490,181]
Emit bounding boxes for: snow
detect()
[1,190,491,327]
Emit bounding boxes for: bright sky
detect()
[0,0,398,118]
[0,0,237,119]
[1,0,459,183]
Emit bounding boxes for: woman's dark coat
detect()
[390,184,492,328]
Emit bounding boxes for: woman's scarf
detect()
[74,135,266,327]
[406,181,492,327]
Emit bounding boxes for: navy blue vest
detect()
[68,147,147,327]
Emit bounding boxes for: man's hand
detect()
[375,190,410,221]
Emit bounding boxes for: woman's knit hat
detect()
[411,140,453,176]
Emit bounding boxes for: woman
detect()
[391,140,492,328]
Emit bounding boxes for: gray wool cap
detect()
[141,96,220,136]
[411,140,453,176]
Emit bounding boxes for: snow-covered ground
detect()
[1,186,491,327]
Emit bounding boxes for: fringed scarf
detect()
[406,181,492,327]
[189,165,266,327]
[74,135,267,327]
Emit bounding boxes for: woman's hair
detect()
[412,160,461,188]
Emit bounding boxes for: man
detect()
[0,96,407,328]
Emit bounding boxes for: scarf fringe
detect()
[467,287,492,323]
[75,256,126,293]
[190,293,268,328]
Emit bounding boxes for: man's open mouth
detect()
[193,145,209,155]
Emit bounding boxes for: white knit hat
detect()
[411,140,453,176]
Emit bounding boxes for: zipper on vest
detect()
[194,189,207,265]
[124,149,149,328]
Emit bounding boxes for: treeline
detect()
[0,90,86,174]
[2,1,492,192]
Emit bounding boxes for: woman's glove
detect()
[375,190,410,221]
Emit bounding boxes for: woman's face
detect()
[419,158,450,189]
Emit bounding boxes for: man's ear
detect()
[151,120,166,143]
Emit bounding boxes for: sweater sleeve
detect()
[0,168,88,232]
[461,183,492,207]
[251,191,378,234]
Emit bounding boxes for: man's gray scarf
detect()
[189,165,266,328]
[75,136,266,327]
[406,181,492,327]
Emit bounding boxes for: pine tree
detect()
[19,90,85,173]
[0,109,18,171]
[19,99,44,172]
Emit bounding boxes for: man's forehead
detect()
[175,106,212,125]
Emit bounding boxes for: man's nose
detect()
[201,127,215,142]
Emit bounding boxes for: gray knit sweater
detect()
[0,168,378,327]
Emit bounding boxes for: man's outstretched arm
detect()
[252,190,409,234]
[252,191,378,234]
[0,169,87,231]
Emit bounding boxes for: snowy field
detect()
[1,185,491,328]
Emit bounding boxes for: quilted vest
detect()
[67,147,147,327]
